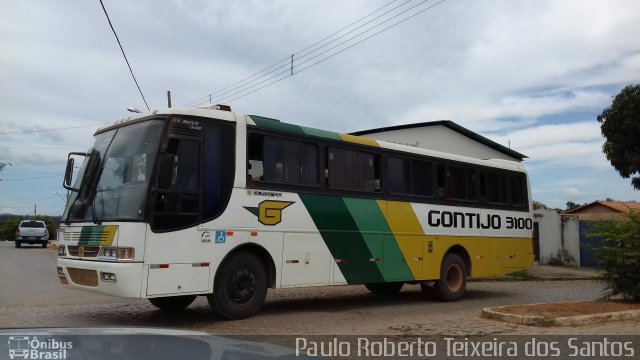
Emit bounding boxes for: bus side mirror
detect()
[157,153,175,190]
[63,152,87,192]
[64,158,75,187]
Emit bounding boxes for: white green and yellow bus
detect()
[57,106,533,320]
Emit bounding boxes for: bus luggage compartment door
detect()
[146,263,210,296]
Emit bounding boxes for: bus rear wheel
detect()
[208,251,267,320]
[364,282,404,295]
[433,253,467,302]
[148,295,196,312]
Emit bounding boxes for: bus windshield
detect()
[63,119,165,223]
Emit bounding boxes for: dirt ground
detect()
[495,300,640,320]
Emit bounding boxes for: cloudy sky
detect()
[1,0,640,216]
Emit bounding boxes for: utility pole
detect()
[34,204,37,217]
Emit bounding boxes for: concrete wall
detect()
[533,208,580,265]
[562,215,580,266]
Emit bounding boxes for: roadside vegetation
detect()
[0,215,59,241]
[588,211,640,302]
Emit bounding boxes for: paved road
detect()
[1,241,638,336]
[0,241,130,307]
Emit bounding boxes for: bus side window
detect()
[327,147,379,192]
[511,174,527,207]
[437,164,447,198]
[247,133,265,181]
[412,160,433,197]
[486,171,508,204]
[388,157,411,194]
[152,137,200,231]
[327,147,357,190]
[249,133,318,186]
[358,152,380,192]
[203,122,235,221]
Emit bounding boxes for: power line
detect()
[0,188,63,192]
[0,122,109,135]
[182,0,409,107]
[0,174,63,181]
[1,147,76,150]
[0,205,65,209]
[99,0,150,111]
[202,0,416,106]
[295,0,448,75]
[219,0,447,104]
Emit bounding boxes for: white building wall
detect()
[533,208,580,265]
[562,215,581,266]
[362,125,515,161]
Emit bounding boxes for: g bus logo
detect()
[244,201,294,226]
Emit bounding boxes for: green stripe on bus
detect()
[77,225,117,246]
[343,198,415,282]
[299,125,342,141]
[249,115,306,135]
[78,226,103,246]
[250,115,343,141]
[299,194,385,284]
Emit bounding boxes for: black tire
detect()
[41,242,48,248]
[364,282,404,295]
[433,253,467,302]
[207,251,267,320]
[15,241,21,248]
[148,295,196,312]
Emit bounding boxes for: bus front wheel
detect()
[148,295,196,312]
[208,251,268,320]
[433,253,467,302]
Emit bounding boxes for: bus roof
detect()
[97,107,526,173]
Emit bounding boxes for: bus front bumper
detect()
[57,258,144,299]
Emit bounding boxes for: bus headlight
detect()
[99,247,135,261]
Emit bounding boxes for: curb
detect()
[482,301,640,326]
[470,276,595,282]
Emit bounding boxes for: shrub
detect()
[588,211,640,301]
[0,218,21,240]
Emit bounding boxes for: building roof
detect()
[350,120,527,161]
[563,201,640,215]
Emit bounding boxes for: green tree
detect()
[597,84,640,190]
[588,211,640,302]
[0,217,21,241]
[565,201,580,211]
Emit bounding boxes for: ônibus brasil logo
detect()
[8,336,72,360]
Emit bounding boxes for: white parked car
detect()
[15,220,49,248]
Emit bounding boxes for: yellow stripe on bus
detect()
[339,133,379,147]
[376,200,425,279]
[102,225,118,246]
[376,201,534,280]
